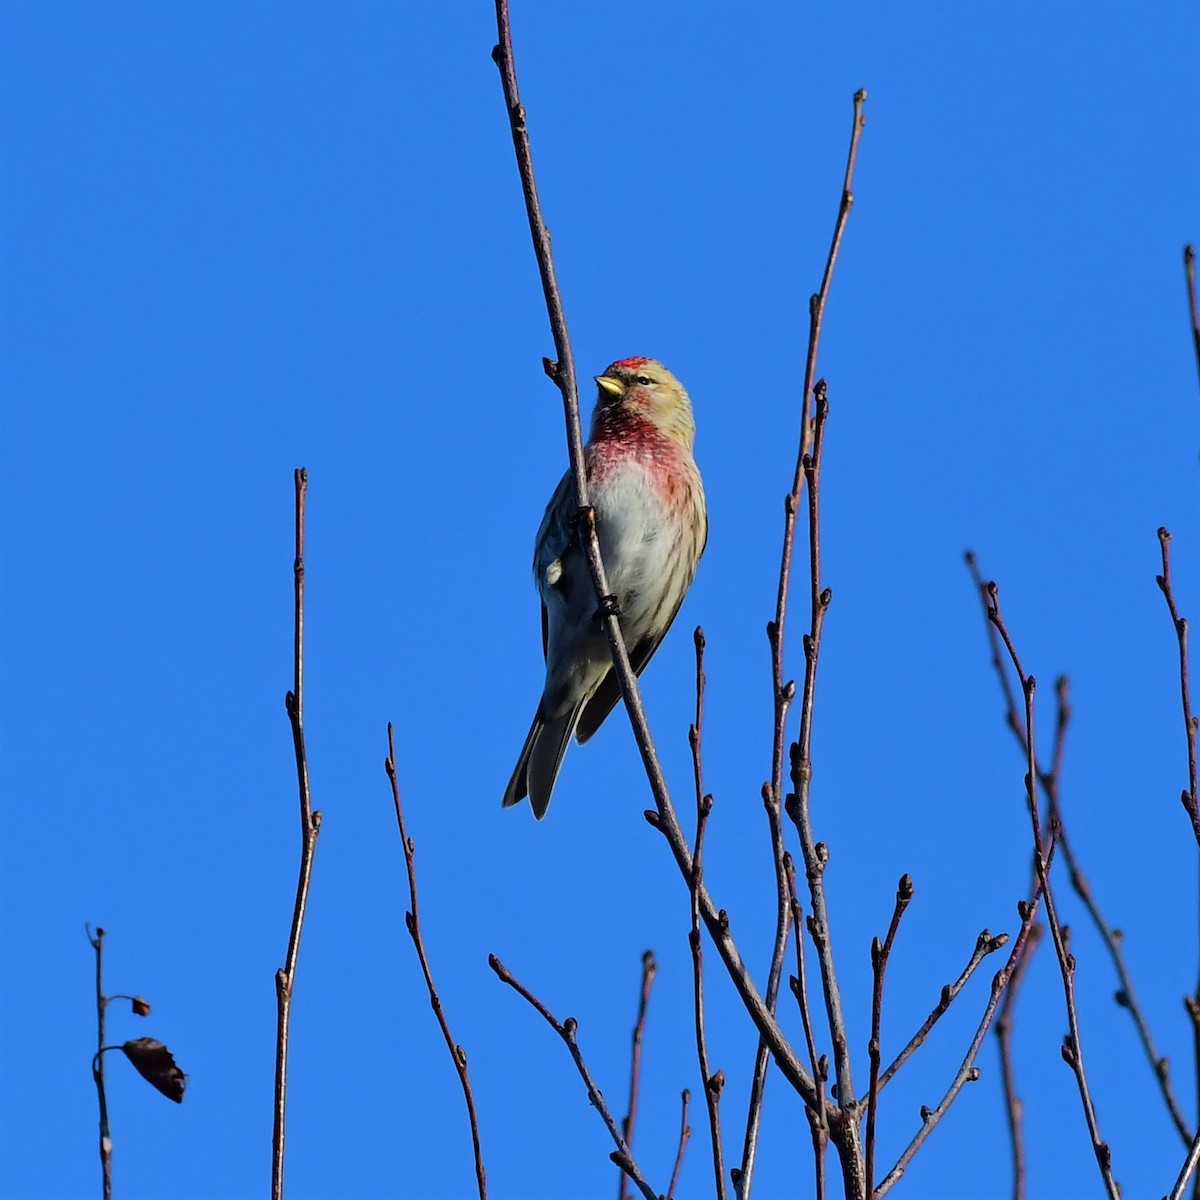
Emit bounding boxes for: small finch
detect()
[503,357,707,818]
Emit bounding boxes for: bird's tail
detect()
[501,704,582,820]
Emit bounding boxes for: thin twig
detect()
[874,895,1042,1198]
[869,927,1009,1102]
[618,951,658,1200]
[995,922,1043,1200]
[785,854,828,1199]
[491,1,832,1171]
[967,549,1192,1144]
[273,467,322,1200]
[688,628,727,1200]
[1185,246,1200,392]
[1157,529,1200,846]
[1157,527,1200,1192]
[385,724,487,1199]
[667,1090,692,1200]
[785,380,861,1180]
[864,876,914,1196]
[488,956,659,1200]
[88,925,112,1200]
[1169,1128,1200,1200]
[745,86,867,1200]
[986,583,1120,1199]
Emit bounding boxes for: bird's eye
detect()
[636,374,652,386]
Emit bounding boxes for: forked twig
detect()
[874,895,1041,1198]
[745,86,867,1199]
[385,724,486,1198]
[273,468,323,1200]
[488,956,658,1200]
[618,951,658,1200]
[864,876,914,1196]
[986,584,1119,1198]
[868,927,1010,1103]
[688,629,727,1200]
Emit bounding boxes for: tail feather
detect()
[527,706,583,819]
[502,714,542,810]
[502,704,583,819]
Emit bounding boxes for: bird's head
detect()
[593,357,695,449]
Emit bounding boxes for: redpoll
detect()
[503,357,707,818]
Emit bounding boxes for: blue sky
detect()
[2,3,1199,1198]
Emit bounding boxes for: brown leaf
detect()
[131,997,151,1017]
[121,1038,186,1103]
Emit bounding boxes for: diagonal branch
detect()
[385,725,487,1199]
[490,5,835,1176]
[489,955,659,1200]
[273,468,323,1200]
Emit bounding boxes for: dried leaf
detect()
[121,1038,186,1103]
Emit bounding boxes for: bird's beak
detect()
[595,374,624,398]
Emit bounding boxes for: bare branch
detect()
[1169,1128,1200,1200]
[746,87,868,1199]
[870,928,1009,1103]
[986,584,1119,1198]
[488,955,659,1200]
[667,1090,692,1200]
[785,380,861,1182]
[618,951,658,1200]
[875,896,1041,1198]
[1157,528,1200,846]
[688,628,727,1200]
[865,876,914,1196]
[88,925,112,1200]
[273,468,323,1200]
[995,923,1043,1200]
[492,0,828,1163]
[1185,245,1200,393]
[785,854,829,1199]
[967,550,1191,1144]
[385,725,487,1199]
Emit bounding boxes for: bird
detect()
[503,357,707,818]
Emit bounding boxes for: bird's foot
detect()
[595,593,621,621]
